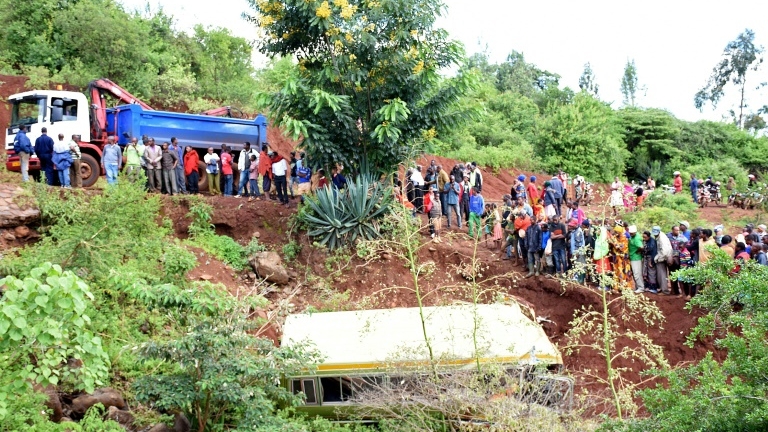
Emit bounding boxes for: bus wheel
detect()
[80,154,100,187]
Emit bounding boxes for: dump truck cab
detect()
[6,90,91,170]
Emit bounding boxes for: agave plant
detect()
[302,176,393,250]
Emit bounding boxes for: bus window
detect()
[320,377,353,403]
[291,378,318,405]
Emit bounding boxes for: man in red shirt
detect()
[220,147,234,196]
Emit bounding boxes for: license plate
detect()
[11,161,20,167]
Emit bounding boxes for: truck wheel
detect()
[197,161,209,192]
[80,154,100,187]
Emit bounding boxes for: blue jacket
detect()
[689,178,698,191]
[543,188,556,206]
[34,134,55,162]
[13,131,33,154]
[570,227,585,255]
[469,194,485,215]
[444,181,460,205]
[540,231,551,252]
[52,149,73,171]
[550,177,564,199]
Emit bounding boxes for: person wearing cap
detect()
[713,225,724,246]
[35,127,56,185]
[677,221,690,241]
[628,225,645,293]
[652,226,673,295]
[673,171,683,194]
[514,175,527,202]
[756,224,767,242]
[527,176,539,207]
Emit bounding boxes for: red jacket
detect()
[258,151,272,177]
[183,151,199,176]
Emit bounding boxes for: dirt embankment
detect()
[160,194,721,417]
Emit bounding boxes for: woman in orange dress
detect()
[610,225,632,291]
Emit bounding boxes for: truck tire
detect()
[197,161,209,192]
[80,154,100,187]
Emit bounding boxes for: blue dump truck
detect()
[5,82,268,188]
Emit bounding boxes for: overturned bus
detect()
[281,302,572,421]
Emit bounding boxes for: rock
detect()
[253,231,261,238]
[381,253,391,260]
[247,272,257,280]
[33,384,62,422]
[2,230,15,241]
[71,387,126,415]
[249,251,290,285]
[174,412,191,432]
[60,417,73,423]
[13,225,30,238]
[198,273,213,281]
[147,424,171,432]
[0,184,40,228]
[106,405,135,426]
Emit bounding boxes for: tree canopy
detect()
[246,0,476,173]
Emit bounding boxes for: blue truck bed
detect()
[106,104,268,150]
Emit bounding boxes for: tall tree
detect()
[620,59,640,107]
[578,62,599,97]
[694,29,765,129]
[245,0,476,173]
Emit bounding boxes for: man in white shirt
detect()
[236,142,258,197]
[410,166,425,213]
[271,152,289,205]
[203,147,221,195]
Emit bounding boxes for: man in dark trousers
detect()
[35,127,55,185]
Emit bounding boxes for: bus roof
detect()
[282,303,562,372]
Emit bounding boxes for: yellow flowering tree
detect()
[245,0,476,173]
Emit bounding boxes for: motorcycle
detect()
[708,183,722,207]
[728,191,745,208]
[745,190,765,210]
[697,187,712,208]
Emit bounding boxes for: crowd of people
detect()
[398,162,767,300]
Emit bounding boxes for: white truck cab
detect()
[5,90,91,153]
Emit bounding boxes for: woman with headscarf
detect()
[610,225,632,291]
[527,176,539,207]
[514,175,527,203]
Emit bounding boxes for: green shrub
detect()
[185,197,249,269]
[301,176,393,250]
[0,263,110,414]
[442,140,538,171]
[282,240,301,262]
[644,190,698,214]
[161,241,197,281]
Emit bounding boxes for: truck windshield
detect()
[10,98,45,127]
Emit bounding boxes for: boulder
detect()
[71,387,126,415]
[249,251,290,285]
[106,405,135,427]
[174,412,191,432]
[0,184,40,228]
[13,225,30,238]
[147,424,172,432]
[33,384,62,422]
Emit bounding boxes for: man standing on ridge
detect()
[13,124,33,182]
[34,127,55,185]
[549,174,565,216]
[689,173,698,203]
[171,137,186,194]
